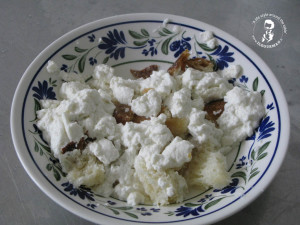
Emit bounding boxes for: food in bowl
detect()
[11,13,290,225]
[35,32,265,207]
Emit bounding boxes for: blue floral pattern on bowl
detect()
[58,25,235,74]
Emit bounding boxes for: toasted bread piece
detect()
[130,65,159,79]
[167,49,190,75]
[113,102,135,125]
[186,57,214,72]
[204,99,225,124]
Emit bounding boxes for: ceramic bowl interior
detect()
[11,13,290,225]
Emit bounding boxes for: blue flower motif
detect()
[148,39,156,46]
[214,178,239,194]
[142,49,148,56]
[142,47,157,56]
[246,132,256,141]
[197,194,213,203]
[88,34,95,42]
[210,45,234,70]
[107,200,116,205]
[205,194,213,199]
[236,156,248,169]
[32,81,56,100]
[136,207,147,211]
[60,64,68,72]
[267,103,275,110]
[170,36,192,58]
[247,116,275,141]
[141,212,152,216]
[98,29,127,60]
[198,198,206,203]
[89,57,97,65]
[87,203,97,209]
[239,75,248,83]
[62,182,95,201]
[257,116,275,141]
[150,208,160,212]
[175,205,204,217]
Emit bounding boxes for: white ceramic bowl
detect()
[11,13,290,225]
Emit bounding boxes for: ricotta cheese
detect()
[110,76,139,104]
[198,31,218,49]
[217,86,265,146]
[120,117,173,149]
[140,70,178,100]
[218,64,242,79]
[165,88,192,118]
[90,64,114,91]
[188,108,223,150]
[89,139,120,165]
[150,137,194,170]
[46,60,59,74]
[37,48,265,206]
[134,155,188,205]
[182,68,233,103]
[130,89,162,117]
[59,81,90,99]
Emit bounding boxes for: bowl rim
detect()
[10,12,290,225]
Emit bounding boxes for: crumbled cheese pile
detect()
[37,54,264,206]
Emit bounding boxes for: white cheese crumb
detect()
[162,18,170,27]
[90,64,115,91]
[89,139,119,165]
[158,177,167,188]
[114,86,134,105]
[46,60,59,73]
[140,70,178,100]
[217,87,265,146]
[120,119,173,149]
[127,192,145,206]
[165,88,192,118]
[218,65,242,79]
[182,68,233,103]
[188,108,223,149]
[150,137,194,170]
[166,187,174,197]
[59,81,90,99]
[130,89,162,117]
[134,155,188,205]
[93,115,117,140]
[110,76,139,104]
[198,31,218,49]
[61,113,84,142]
[206,38,218,49]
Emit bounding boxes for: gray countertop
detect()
[1,0,299,224]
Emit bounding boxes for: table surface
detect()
[1,0,299,224]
